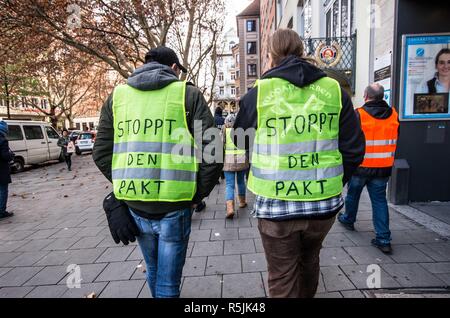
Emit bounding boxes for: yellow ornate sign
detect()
[315,42,343,68]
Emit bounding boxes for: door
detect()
[22,125,49,164]
[45,126,62,160]
[6,124,27,158]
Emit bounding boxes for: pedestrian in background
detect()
[338,83,399,254]
[222,114,249,219]
[58,129,74,171]
[0,121,15,219]
[234,29,365,298]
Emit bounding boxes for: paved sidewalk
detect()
[0,155,449,298]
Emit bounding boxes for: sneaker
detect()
[0,211,14,219]
[338,213,355,231]
[194,201,206,213]
[371,239,392,254]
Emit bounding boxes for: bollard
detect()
[388,159,410,205]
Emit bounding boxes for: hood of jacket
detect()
[262,55,327,88]
[362,99,393,119]
[127,62,179,91]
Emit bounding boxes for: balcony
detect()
[305,34,357,93]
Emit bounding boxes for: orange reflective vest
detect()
[358,107,399,168]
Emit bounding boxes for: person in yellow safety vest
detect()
[338,83,399,255]
[93,47,223,298]
[222,114,250,219]
[233,29,365,298]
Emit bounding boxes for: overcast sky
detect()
[224,0,253,32]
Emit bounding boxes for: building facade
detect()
[260,0,277,73]
[236,0,261,99]
[213,28,239,113]
[0,96,48,121]
[260,0,372,106]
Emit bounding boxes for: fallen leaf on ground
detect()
[64,195,68,198]
[85,292,96,298]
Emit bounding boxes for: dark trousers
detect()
[258,217,335,298]
[0,183,8,214]
[65,154,72,170]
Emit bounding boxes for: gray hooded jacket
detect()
[93,62,223,218]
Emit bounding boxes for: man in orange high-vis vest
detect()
[338,84,399,254]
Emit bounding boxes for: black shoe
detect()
[194,201,206,213]
[0,211,14,219]
[338,213,355,231]
[371,239,392,254]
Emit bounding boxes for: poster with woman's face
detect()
[400,34,450,121]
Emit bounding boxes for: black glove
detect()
[103,192,140,245]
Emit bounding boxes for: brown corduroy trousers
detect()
[258,216,335,298]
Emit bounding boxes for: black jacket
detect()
[93,62,223,218]
[234,55,365,186]
[214,112,225,129]
[0,134,13,185]
[355,99,398,178]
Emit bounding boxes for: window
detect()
[231,72,236,80]
[23,125,44,140]
[75,123,81,130]
[235,54,239,66]
[236,70,240,79]
[303,0,312,39]
[248,64,257,77]
[231,86,236,95]
[247,20,256,32]
[89,122,94,130]
[247,42,257,55]
[45,126,60,140]
[41,99,48,110]
[80,133,94,140]
[7,125,24,141]
[219,87,224,95]
[326,0,354,38]
[218,72,224,82]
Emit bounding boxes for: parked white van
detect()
[4,120,63,172]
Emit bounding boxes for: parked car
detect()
[5,120,63,172]
[68,130,82,142]
[75,131,96,155]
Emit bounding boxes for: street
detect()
[0,155,449,298]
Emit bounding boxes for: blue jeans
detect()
[340,176,392,246]
[224,171,247,201]
[130,208,192,298]
[0,184,8,214]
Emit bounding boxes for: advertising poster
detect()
[374,53,392,105]
[400,34,450,121]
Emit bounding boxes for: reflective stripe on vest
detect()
[225,128,246,156]
[248,77,344,202]
[112,81,198,202]
[358,107,399,168]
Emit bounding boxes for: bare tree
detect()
[0,0,225,82]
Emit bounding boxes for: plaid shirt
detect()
[253,195,344,221]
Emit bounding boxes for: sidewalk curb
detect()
[389,203,450,238]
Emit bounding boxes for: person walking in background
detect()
[93,46,222,298]
[58,129,74,171]
[223,114,250,219]
[214,107,225,130]
[338,83,399,254]
[0,121,15,219]
[234,29,365,298]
